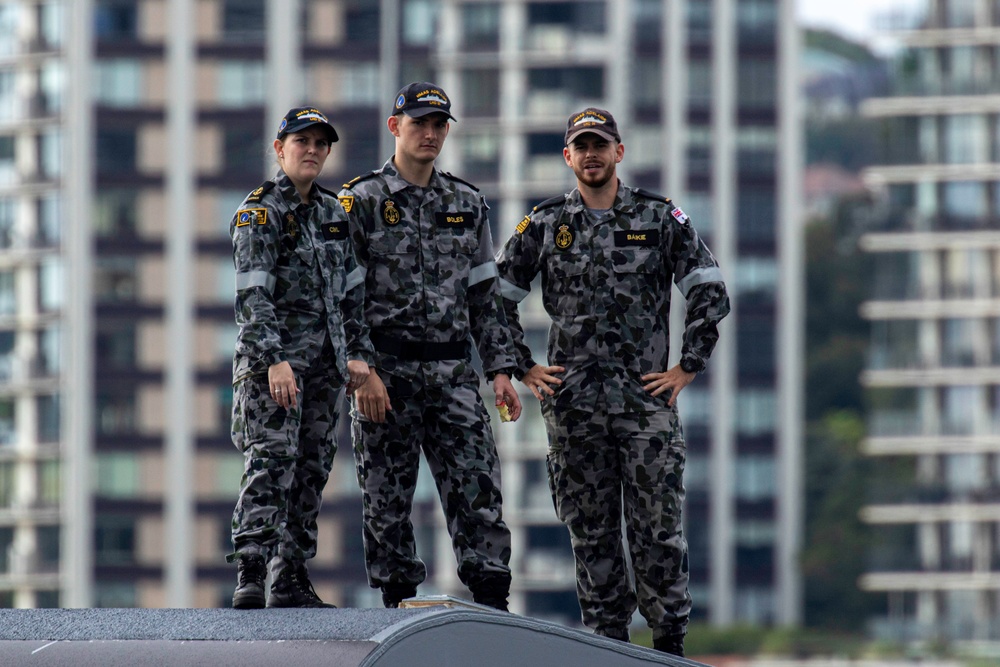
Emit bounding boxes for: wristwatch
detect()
[679,356,705,374]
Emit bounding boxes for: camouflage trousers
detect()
[351,375,512,596]
[228,372,343,566]
[542,400,690,638]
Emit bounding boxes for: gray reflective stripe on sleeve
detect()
[345,266,365,292]
[235,270,276,293]
[469,260,498,287]
[677,266,725,297]
[499,277,529,303]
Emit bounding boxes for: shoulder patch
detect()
[244,180,276,204]
[532,195,566,212]
[235,207,267,227]
[342,170,380,190]
[634,188,670,204]
[439,170,480,192]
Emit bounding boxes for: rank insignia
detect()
[555,224,574,249]
[516,215,530,234]
[286,213,299,238]
[382,199,401,225]
[236,208,267,227]
[338,195,354,213]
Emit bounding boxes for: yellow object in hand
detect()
[498,403,511,422]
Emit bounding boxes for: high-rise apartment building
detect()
[859,0,1000,642]
[0,0,802,630]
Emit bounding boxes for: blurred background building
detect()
[0,0,803,633]
[858,0,1000,642]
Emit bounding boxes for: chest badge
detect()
[382,199,401,226]
[286,213,299,239]
[555,224,574,249]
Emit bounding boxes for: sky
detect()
[798,0,923,49]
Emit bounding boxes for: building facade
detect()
[0,0,802,629]
[859,0,1000,642]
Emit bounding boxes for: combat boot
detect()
[653,632,685,657]
[267,563,336,608]
[595,626,630,643]
[381,583,417,608]
[470,577,510,611]
[232,554,267,609]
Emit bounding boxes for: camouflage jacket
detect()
[338,158,516,386]
[230,169,372,385]
[495,182,730,413]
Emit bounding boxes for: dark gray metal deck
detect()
[0,606,707,666]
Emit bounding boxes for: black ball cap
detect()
[276,107,339,143]
[391,82,457,121]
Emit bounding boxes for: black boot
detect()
[470,577,510,611]
[595,626,630,643]
[266,563,336,608]
[232,554,266,609]
[381,584,417,608]
[653,633,685,657]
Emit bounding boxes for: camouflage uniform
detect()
[339,158,515,605]
[495,183,730,640]
[228,169,372,574]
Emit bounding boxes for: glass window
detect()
[461,3,500,49]
[217,61,265,107]
[0,270,14,315]
[944,114,986,164]
[734,257,777,298]
[38,1,62,48]
[0,398,15,446]
[37,326,60,376]
[94,1,138,40]
[946,454,986,494]
[459,131,501,182]
[0,527,12,573]
[734,454,776,500]
[95,59,143,107]
[737,188,775,243]
[339,62,380,105]
[95,453,140,497]
[0,462,13,506]
[942,385,978,435]
[94,189,137,237]
[344,3,379,43]
[943,181,986,220]
[222,0,265,39]
[941,318,977,367]
[0,5,18,57]
[402,0,437,45]
[736,389,776,436]
[461,69,500,117]
[945,0,976,28]
[96,394,136,435]
[0,197,14,249]
[0,68,15,121]
[217,323,238,364]
[94,582,136,608]
[737,316,775,376]
[38,257,62,312]
[37,461,59,506]
[39,61,64,114]
[94,515,136,565]
[96,129,137,173]
[0,134,15,186]
[0,331,13,381]
[93,256,136,303]
[737,59,776,110]
[36,525,60,569]
[97,321,136,369]
[37,194,61,246]
[223,126,264,175]
[38,129,61,179]
[37,394,59,442]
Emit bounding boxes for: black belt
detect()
[371,330,470,362]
